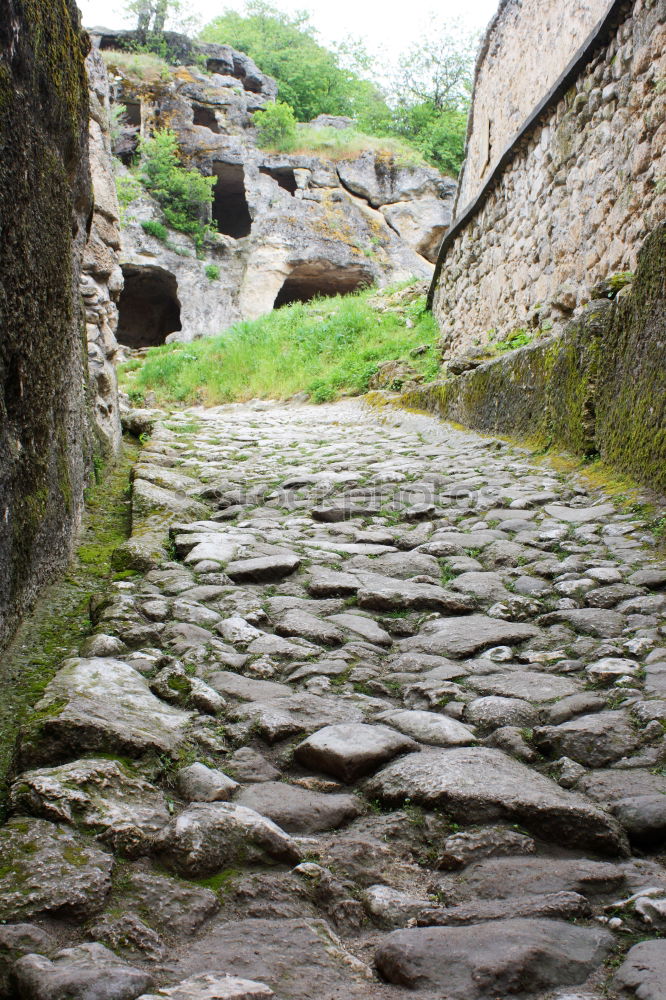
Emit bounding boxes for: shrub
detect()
[254,102,298,150]
[115,174,143,222]
[141,219,169,241]
[205,264,221,281]
[139,129,215,247]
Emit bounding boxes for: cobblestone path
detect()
[2,401,666,1000]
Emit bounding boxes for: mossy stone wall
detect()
[0,0,93,648]
[404,224,666,495]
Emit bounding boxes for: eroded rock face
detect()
[93,33,453,343]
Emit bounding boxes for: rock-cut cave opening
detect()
[193,104,221,133]
[116,264,182,348]
[212,162,252,239]
[259,166,298,195]
[273,262,372,308]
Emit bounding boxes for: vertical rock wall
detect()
[0,0,94,647]
[83,49,123,458]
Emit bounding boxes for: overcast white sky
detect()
[77,0,499,65]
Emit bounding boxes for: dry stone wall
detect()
[432,0,666,357]
[457,0,611,208]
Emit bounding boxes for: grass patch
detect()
[101,48,171,82]
[119,281,438,407]
[261,124,426,165]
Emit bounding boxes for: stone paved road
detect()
[2,400,666,1000]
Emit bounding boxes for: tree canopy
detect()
[201,2,476,176]
[201,2,386,122]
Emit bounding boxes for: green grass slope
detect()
[120,281,440,407]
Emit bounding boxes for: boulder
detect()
[18,657,193,768]
[154,802,301,877]
[295,724,418,782]
[9,759,170,856]
[13,942,151,1000]
[366,748,628,855]
[235,782,362,833]
[375,918,613,995]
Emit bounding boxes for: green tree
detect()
[200,1,389,123]
[139,128,215,246]
[384,20,476,175]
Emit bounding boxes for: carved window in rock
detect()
[116,265,182,348]
[259,166,298,196]
[212,162,253,239]
[192,105,221,134]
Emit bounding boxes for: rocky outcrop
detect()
[0,0,93,648]
[83,48,123,457]
[91,31,454,345]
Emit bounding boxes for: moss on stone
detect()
[403,223,666,496]
[0,440,139,819]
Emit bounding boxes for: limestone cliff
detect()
[90,30,455,347]
[0,0,94,647]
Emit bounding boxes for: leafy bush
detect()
[141,219,169,241]
[115,174,143,222]
[254,102,297,150]
[119,281,438,406]
[201,2,384,122]
[205,264,221,281]
[139,129,215,247]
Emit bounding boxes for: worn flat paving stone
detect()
[4,399,666,1000]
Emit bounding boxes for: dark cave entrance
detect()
[193,105,221,133]
[259,166,298,195]
[273,263,372,308]
[113,99,141,165]
[212,162,252,238]
[117,265,182,348]
[123,100,141,127]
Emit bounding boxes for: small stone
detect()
[136,973,274,999]
[295,723,418,782]
[225,554,301,582]
[176,763,239,802]
[13,942,151,1000]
